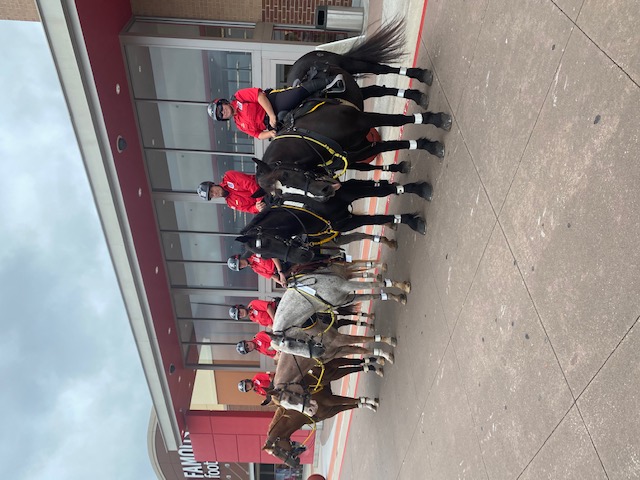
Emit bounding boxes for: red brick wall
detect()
[131,0,262,23]
[130,0,353,26]
[0,0,39,21]
[263,0,352,25]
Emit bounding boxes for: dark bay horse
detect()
[234,179,431,263]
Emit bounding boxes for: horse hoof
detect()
[408,215,427,235]
[441,113,452,131]
[401,281,411,293]
[399,161,412,174]
[368,312,376,321]
[419,92,430,108]
[375,367,384,377]
[421,69,434,86]
[380,263,388,273]
[397,293,407,305]
[388,337,398,347]
[386,352,395,364]
[387,239,398,250]
[417,182,433,201]
[435,142,445,159]
[369,323,376,331]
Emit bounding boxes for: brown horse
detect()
[264,358,382,466]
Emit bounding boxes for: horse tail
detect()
[343,17,407,65]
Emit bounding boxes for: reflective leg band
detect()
[345,254,353,262]
[395,185,405,194]
[382,165,390,171]
[398,88,406,98]
[409,140,418,150]
[399,67,408,75]
[374,181,380,187]
[366,261,374,268]
[373,235,381,243]
[414,113,423,124]
[394,215,402,224]
[380,291,388,301]
[384,278,393,287]
[374,335,382,342]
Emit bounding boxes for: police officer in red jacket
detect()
[227,253,289,286]
[236,331,277,358]
[238,372,274,396]
[207,75,345,140]
[197,170,266,214]
[229,299,278,327]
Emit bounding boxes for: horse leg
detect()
[338,213,426,236]
[360,84,429,108]
[358,397,380,411]
[349,139,443,162]
[335,232,397,250]
[330,333,397,348]
[325,366,365,382]
[344,277,411,294]
[338,179,433,202]
[322,403,360,419]
[347,161,411,174]
[350,292,406,305]
[341,58,433,86]
[358,111,451,131]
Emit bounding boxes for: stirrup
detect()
[324,74,345,94]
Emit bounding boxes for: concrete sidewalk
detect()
[310,0,640,478]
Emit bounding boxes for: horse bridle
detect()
[265,438,305,465]
[246,226,312,263]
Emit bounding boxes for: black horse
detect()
[288,19,433,103]
[235,180,432,263]
[257,21,451,199]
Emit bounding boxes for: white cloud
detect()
[0,20,155,480]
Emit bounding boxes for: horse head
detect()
[235,229,330,265]
[263,437,305,467]
[263,406,308,467]
[253,157,341,202]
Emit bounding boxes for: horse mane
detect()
[256,168,278,193]
[239,208,273,235]
[344,17,407,65]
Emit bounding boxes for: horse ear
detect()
[252,157,272,174]
[235,235,249,243]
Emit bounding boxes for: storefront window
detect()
[146,151,255,192]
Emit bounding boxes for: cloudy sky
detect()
[0,20,156,479]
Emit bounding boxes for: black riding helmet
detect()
[207,98,230,121]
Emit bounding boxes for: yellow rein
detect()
[273,204,340,246]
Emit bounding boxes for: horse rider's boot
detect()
[323,74,345,93]
[397,182,433,201]
[301,74,345,95]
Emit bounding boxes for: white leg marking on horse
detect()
[398,88,406,98]
[413,113,423,124]
[409,140,418,150]
[399,67,408,75]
